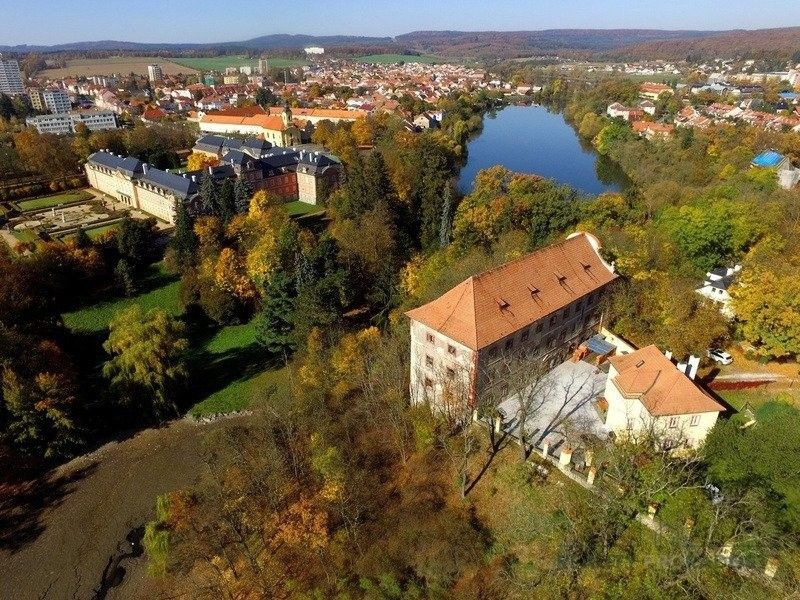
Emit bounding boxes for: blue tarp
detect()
[585,334,615,356]
[752,150,785,168]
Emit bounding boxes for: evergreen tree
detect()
[256,271,296,360]
[117,216,156,271]
[199,171,218,216]
[218,179,236,224]
[439,184,453,249]
[73,225,92,249]
[234,177,252,214]
[114,258,137,297]
[170,202,197,267]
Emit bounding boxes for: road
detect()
[0,417,242,600]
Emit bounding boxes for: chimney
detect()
[559,446,573,468]
[687,355,700,380]
[191,175,197,183]
[664,350,673,361]
[207,166,213,174]
[142,163,148,173]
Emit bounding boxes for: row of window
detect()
[626,414,701,430]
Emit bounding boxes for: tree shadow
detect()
[0,461,98,553]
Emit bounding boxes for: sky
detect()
[2,0,799,46]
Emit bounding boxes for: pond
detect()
[458,105,626,196]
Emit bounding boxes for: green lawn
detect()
[60,223,120,242]
[716,387,800,415]
[62,264,182,334]
[11,228,38,243]
[16,190,93,212]
[355,53,446,64]
[171,55,307,71]
[284,200,324,217]
[187,320,288,417]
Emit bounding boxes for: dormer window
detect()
[556,272,567,284]
[496,298,510,310]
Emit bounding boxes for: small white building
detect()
[696,265,741,317]
[604,345,725,449]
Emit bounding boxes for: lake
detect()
[458,105,625,196]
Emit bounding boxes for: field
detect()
[61,262,284,417]
[40,57,196,78]
[16,190,94,212]
[355,53,446,64]
[171,55,307,71]
[62,264,182,334]
[284,200,324,217]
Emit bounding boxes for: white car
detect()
[707,349,733,365]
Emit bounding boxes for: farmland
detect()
[40,56,196,78]
[170,55,308,71]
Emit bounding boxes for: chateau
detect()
[406,233,618,408]
[85,139,342,223]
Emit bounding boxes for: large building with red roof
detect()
[406,232,617,408]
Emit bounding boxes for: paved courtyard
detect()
[497,359,609,452]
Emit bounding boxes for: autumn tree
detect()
[186,152,220,171]
[103,306,188,420]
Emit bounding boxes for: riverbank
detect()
[0,416,248,600]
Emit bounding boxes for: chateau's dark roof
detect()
[88,151,143,176]
[140,168,198,199]
[194,135,226,153]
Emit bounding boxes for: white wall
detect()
[604,364,719,449]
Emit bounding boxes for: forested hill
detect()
[610,26,800,60]
[395,29,726,57]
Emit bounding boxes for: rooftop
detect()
[608,345,724,417]
[406,233,617,350]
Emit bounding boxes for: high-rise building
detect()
[0,54,25,96]
[42,89,71,114]
[258,58,269,74]
[147,64,163,82]
[28,88,45,111]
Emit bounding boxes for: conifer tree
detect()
[234,177,252,214]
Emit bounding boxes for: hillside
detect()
[613,26,800,60]
[395,29,726,58]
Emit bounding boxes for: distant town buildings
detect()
[26,109,118,134]
[258,58,269,74]
[147,64,163,83]
[0,54,25,95]
[42,89,71,114]
[304,47,325,55]
[27,87,45,111]
[197,105,302,146]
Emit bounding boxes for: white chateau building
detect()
[406,233,618,408]
[604,345,724,449]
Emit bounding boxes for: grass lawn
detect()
[171,55,307,71]
[59,222,120,242]
[17,190,93,212]
[62,264,181,334]
[715,386,800,415]
[355,53,445,64]
[11,228,38,243]
[284,200,324,217]
[187,320,289,417]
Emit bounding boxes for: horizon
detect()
[2,0,800,47]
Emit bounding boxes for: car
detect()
[707,348,733,365]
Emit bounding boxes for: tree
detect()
[217,178,236,224]
[256,270,296,359]
[255,87,278,108]
[730,267,800,359]
[234,177,252,214]
[116,216,157,272]
[439,184,454,249]
[199,171,218,216]
[103,306,188,421]
[169,201,198,269]
[186,152,220,171]
[114,258,137,297]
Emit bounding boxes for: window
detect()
[521,330,529,342]
[447,344,456,356]
[424,377,433,388]
[426,332,435,343]
[425,355,433,368]
[689,414,700,427]
[668,416,679,429]
[446,367,455,380]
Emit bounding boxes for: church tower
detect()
[282,102,292,129]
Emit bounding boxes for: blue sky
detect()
[2,0,799,46]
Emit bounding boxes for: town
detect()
[1,7,800,600]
